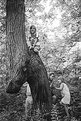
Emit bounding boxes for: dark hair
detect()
[58,77,64,83]
[49,72,54,77]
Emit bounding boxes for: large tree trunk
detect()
[6,0,29,77]
[6,0,52,111]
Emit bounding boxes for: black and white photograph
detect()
[0,0,81,121]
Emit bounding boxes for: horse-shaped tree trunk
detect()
[6,49,52,110]
[6,0,51,111]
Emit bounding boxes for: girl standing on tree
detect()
[55,79,70,119]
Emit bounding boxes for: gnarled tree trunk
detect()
[6,0,51,111]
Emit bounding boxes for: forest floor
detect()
[0,86,80,121]
[0,86,26,121]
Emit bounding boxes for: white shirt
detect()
[60,83,70,95]
[60,83,70,104]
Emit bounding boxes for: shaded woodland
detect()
[0,0,81,121]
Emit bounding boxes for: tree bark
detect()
[6,0,29,77]
[6,0,52,110]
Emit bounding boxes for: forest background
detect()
[0,0,81,121]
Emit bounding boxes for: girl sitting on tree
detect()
[29,25,39,49]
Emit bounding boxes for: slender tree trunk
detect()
[6,0,29,77]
